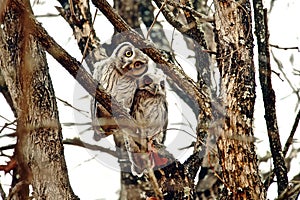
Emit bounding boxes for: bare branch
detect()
[0,182,6,200]
[0,70,17,117]
[63,138,117,157]
[276,183,300,200]
[0,120,16,134]
[270,44,299,51]
[165,0,214,23]
[146,0,167,40]
[272,50,300,108]
[56,0,106,72]
[13,1,137,128]
[253,3,288,194]
[56,97,89,118]
[283,109,300,156]
[0,144,15,151]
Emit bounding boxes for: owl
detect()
[125,67,169,176]
[91,42,151,140]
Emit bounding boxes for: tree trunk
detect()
[0,1,78,199]
[213,0,266,199]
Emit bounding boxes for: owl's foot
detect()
[148,142,168,167]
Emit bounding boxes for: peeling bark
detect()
[213,0,266,199]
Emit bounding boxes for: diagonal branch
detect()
[264,108,300,189]
[253,1,288,194]
[12,1,138,132]
[56,0,106,73]
[283,109,300,156]
[63,138,117,157]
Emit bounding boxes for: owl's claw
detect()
[148,143,168,167]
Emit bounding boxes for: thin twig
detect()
[56,97,89,118]
[0,144,15,151]
[81,9,98,63]
[146,0,167,40]
[0,114,11,122]
[283,108,300,156]
[165,0,214,22]
[147,168,164,199]
[271,70,284,81]
[0,120,17,134]
[63,138,117,157]
[276,183,300,200]
[271,50,300,110]
[270,44,299,51]
[35,13,60,18]
[0,182,6,200]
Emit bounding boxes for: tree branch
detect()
[15,3,135,126]
[270,44,299,51]
[165,0,213,22]
[253,2,288,194]
[283,109,300,156]
[0,182,6,200]
[56,0,106,72]
[0,70,17,117]
[63,138,117,157]
[264,107,300,189]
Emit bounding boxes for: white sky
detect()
[0,0,299,199]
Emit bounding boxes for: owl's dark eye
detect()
[160,80,165,89]
[125,50,133,57]
[143,75,153,85]
[134,61,143,69]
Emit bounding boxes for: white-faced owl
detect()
[91,42,151,140]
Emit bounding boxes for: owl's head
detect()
[112,42,149,78]
[138,67,166,96]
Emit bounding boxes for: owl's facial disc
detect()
[141,75,165,96]
[128,60,148,77]
[120,57,148,78]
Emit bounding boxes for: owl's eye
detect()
[125,50,133,57]
[143,75,153,85]
[134,61,143,69]
[160,80,165,89]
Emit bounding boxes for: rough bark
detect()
[114,0,140,30]
[213,0,266,199]
[0,0,78,199]
[252,0,288,195]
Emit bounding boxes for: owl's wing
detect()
[91,60,118,140]
[153,98,168,145]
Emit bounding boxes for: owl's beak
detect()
[150,84,165,96]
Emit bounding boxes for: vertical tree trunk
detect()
[213,0,266,199]
[0,1,78,199]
